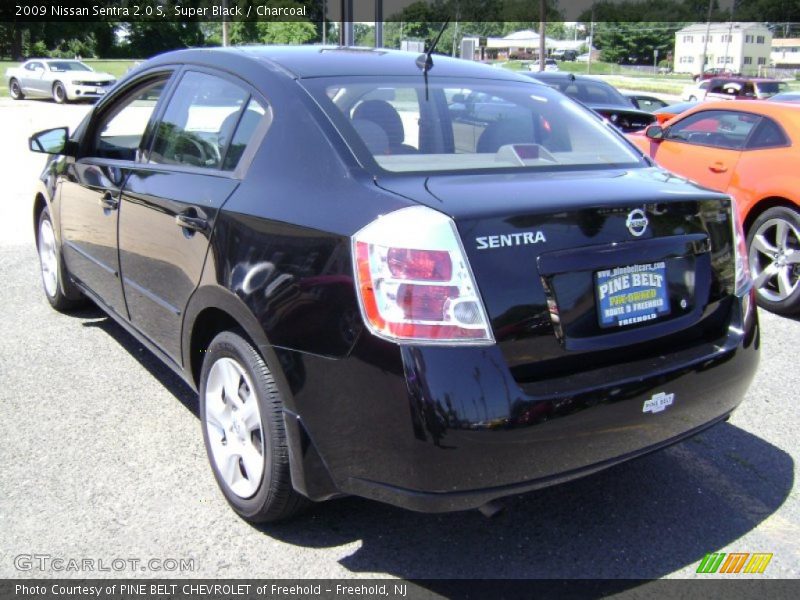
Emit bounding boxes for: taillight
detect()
[731,197,752,296]
[352,206,494,344]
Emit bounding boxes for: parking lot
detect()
[0,97,798,582]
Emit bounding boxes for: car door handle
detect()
[99,192,119,210]
[708,162,727,174]
[175,213,208,233]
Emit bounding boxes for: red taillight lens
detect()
[731,197,752,296]
[397,284,458,321]
[387,248,452,281]
[352,207,494,345]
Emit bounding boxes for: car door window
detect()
[150,71,259,170]
[666,110,760,149]
[220,98,267,170]
[92,79,167,161]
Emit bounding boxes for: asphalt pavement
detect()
[0,98,797,583]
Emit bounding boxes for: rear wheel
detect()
[37,208,84,311]
[688,95,697,101]
[9,78,24,100]
[52,81,67,104]
[747,206,800,315]
[199,330,308,522]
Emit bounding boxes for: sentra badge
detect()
[626,208,649,237]
[476,231,546,250]
[643,391,674,414]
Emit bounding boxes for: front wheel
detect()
[688,95,697,102]
[746,206,800,315]
[37,208,84,311]
[199,331,308,522]
[52,81,67,104]
[9,78,24,100]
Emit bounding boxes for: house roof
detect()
[772,38,800,48]
[676,22,771,35]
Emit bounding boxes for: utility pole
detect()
[221,0,229,46]
[374,0,383,47]
[699,0,713,76]
[451,1,460,57]
[538,0,546,71]
[587,8,595,74]
[722,18,733,71]
[340,0,354,46]
[322,0,326,45]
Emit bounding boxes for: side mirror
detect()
[645,124,665,140]
[29,127,75,156]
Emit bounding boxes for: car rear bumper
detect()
[282,295,759,512]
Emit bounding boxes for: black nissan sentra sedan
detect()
[29,46,759,522]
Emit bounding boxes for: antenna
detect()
[416,18,451,100]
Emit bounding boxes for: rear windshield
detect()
[303,77,643,174]
[756,81,789,96]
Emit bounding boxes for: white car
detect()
[680,80,710,102]
[528,59,559,72]
[6,59,116,103]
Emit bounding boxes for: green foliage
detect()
[230,20,315,45]
[593,22,681,65]
[29,41,48,58]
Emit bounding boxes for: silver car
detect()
[6,59,116,103]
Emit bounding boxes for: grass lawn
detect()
[1,59,139,96]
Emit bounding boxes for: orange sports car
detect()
[628,100,800,314]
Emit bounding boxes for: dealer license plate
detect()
[595,262,670,328]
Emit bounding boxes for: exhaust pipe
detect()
[478,500,505,518]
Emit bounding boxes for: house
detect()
[771,38,800,68]
[461,30,587,60]
[673,22,772,75]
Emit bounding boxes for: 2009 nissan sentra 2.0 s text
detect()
[28,46,759,522]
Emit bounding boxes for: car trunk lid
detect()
[375,167,737,383]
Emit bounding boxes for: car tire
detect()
[746,206,800,315]
[688,95,697,102]
[199,330,309,523]
[37,207,84,312]
[52,81,67,104]
[9,78,24,100]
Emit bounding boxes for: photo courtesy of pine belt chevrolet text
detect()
[27,45,759,522]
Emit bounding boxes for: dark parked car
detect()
[30,46,758,522]
[525,71,656,132]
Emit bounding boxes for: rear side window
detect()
[150,71,265,170]
[747,117,788,149]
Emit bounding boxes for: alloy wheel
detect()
[204,357,265,499]
[748,217,800,303]
[38,217,58,298]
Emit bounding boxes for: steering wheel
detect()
[175,134,221,167]
[703,133,729,147]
